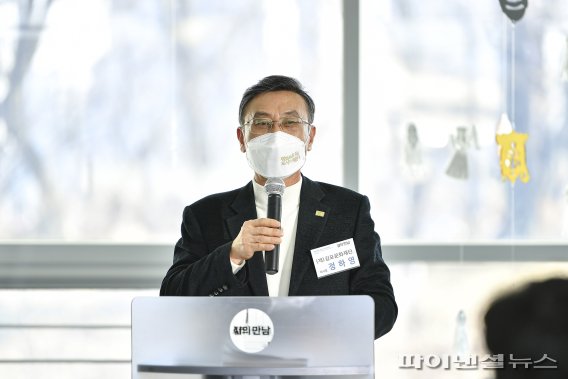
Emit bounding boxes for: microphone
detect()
[264,177,285,275]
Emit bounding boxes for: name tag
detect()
[310,238,360,278]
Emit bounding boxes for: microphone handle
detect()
[265,193,282,275]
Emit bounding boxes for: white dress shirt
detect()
[230,177,302,296]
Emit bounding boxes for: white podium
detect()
[131,296,375,379]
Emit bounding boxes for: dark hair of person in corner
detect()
[484,277,568,379]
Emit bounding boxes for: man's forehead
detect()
[245,91,307,115]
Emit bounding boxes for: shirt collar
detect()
[252,176,303,211]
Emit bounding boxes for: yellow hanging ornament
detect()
[496,130,530,183]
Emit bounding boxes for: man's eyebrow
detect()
[282,110,301,117]
[251,111,272,118]
[251,110,302,118]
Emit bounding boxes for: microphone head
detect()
[265,177,285,196]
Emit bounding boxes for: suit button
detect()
[218,288,224,293]
[223,285,228,290]
[213,291,219,296]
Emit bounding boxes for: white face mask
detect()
[245,131,307,179]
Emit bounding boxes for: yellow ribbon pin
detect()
[315,210,325,217]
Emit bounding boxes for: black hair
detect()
[484,277,568,379]
[238,75,315,125]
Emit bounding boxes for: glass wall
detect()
[375,261,568,379]
[0,1,567,378]
[0,289,147,378]
[360,0,568,241]
[359,3,568,378]
[0,1,342,377]
[0,0,343,242]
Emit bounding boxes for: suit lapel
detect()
[288,176,329,296]
[225,181,269,296]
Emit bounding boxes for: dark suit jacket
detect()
[160,176,397,339]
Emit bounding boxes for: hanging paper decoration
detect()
[496,0,530,184]
[563,186,568,237]
[453,310,469,357]
[470,124,480,150]
[499,0,528,23]
[496,113,513,135]
[403,122,424,179]
[446,126,478,180]
[562,36,568,82]
[496,130,530,183]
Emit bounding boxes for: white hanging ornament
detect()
[470,124,480,150]
[562,36,568,82]
[562,186,568,237]
[446,126,478,180]
[496,113,513,135]
[499,0,528,23]
[403,122,424,180]
[453,310,470,357]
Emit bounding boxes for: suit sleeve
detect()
[350,196,398,339]
[160,206,249,296]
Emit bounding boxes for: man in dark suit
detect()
[160,75,397,339]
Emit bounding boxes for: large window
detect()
[360,0,568,241]
[0,0,342,242]
[1,1,567,379]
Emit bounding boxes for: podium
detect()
[131,296,375,379]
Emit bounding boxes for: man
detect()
[160,75,397,339]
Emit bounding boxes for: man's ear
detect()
[237,128,246,152]
[307,125,316,151]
